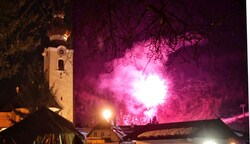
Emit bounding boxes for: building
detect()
[0,90,62,131]
[85,118,241,144]
[86,120,125,144]
[0,3,73,130]
[122,119,239,144]
[42,9,73,122]
[0,108,29,131]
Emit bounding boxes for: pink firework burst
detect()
[98,39,172,124]
[132,74,167,108]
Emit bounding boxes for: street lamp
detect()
[102,109,112,122]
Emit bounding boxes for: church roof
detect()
[124,119,238,140]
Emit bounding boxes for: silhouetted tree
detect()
[0,0,71,79]
[0,0,71,115]
[73,0,245,67]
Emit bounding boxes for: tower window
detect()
[58,59,64,71]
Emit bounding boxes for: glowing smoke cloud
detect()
[99,36,206,125]
[99,39,170,124]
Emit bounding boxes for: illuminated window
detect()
[58,59,64,71]
[93,132,97,137]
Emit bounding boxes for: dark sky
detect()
[72,0,247,127]
[0,0,247,131]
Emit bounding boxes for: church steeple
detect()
[42,0,73,122]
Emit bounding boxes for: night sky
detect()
[72,0,247,128]
[0,0,247,131]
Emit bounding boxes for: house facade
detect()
[86,120,125,144]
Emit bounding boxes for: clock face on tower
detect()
[57,46,67,57]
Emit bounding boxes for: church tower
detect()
[42,9,73,122]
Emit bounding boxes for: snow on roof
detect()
[138,127,197,138]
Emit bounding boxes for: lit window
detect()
[93,132,97,137]
[58,59,64,71]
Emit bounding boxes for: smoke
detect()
[75,35,215,126]
[95,37,211,125]
[98,40,170,124]
[75,34,244,126]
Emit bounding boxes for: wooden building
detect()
[87,120,125,144]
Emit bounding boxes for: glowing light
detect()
[132,74,167,108]
[0,128,6,132]
[203,140,217,144]
[102,109,112,121]
[64,30,71,38]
